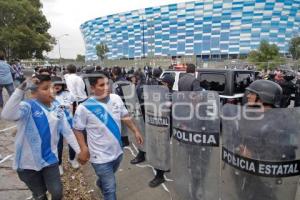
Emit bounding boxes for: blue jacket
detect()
[0,60,13,85]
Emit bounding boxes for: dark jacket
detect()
[279,80,296,108]
[178,73,204,91]
[146,77,161,86]
[294,79,300,107]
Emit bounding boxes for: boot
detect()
[149,169,165,188]
[130,150,145,164]
[149,176,165,188]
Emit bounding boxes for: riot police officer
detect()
[130,69,169,166]
[294,76,300,107]
[227,80,297,200]
[111,66,131,146]
[245,79,282,109]
[267,72,276,82]
[279,72,296,108]
[146,68,162,85]
[160,74,175,92]
[148,74,175,188]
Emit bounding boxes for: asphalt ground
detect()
[82,145,172,200]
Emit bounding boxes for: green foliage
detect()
[28,0,42,8]
[76,54,85,62]
[289,36,300,60]
[96,43,109,60]
[247,40,284,70]
[0,0,55,60]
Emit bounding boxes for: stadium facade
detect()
[80,0,300,61]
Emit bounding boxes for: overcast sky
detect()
[41,0,191,59]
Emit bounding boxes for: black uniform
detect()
[294,79,300,107]
[279,78,296,108]
[178,73,204,91]
[113,75,131,146]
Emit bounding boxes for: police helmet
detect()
[160,74,175,88]
[268,72,275,80]
[246,80,282,107]
[152,68,162,78]
[283,71,295,81]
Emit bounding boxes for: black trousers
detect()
[57,134,76,165]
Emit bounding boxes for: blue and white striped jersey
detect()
[1,89,80,171]
[73,94,129,164]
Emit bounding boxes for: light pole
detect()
[147,14,160,67]
[141,15,146,58]
[56,34,69,74]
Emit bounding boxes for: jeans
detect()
[17,164,62,200]
[0,83,14,107]
[92,154,123,200]
[57,134,76,165]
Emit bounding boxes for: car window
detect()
[234,72,255,93]
[199,73,226,92]
[162,72,176,79]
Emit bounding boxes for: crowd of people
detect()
[1,49,300,199]
[256,68,300,108]
[1,63,145,200]
[0,52,25,108]
[0,56,185,199]
[27,62,300,112]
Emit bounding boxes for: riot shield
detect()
[112,81,131,146]
[144,85,171,171]
[121,84,146,151]
[170,91,221,200]
[221,104,300,200]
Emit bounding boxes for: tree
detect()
[289,36,300,60]
[247,40,284,70]
[0,0,55,60]
[76,54,85,63]
[96,43,109,61]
